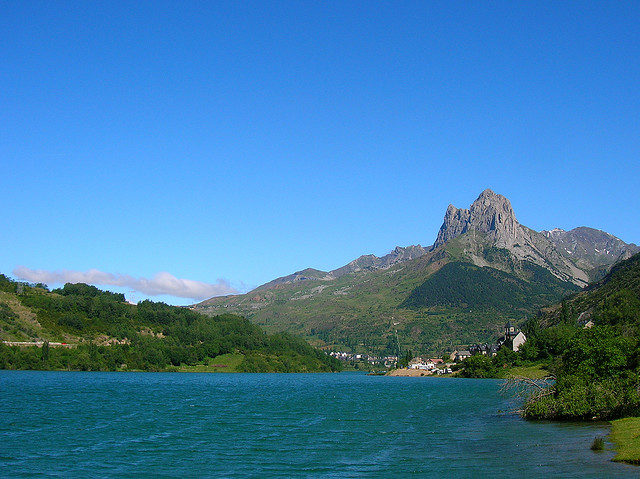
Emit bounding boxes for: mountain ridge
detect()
[196,189,637,354]
[242,189,637,294]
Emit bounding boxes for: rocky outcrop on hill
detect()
[255,268,329,291]
[433,189,519,249]
[255,245,429,290]
[432,189,591,286]
[328,245,428,279]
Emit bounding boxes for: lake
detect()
[0,370,637,478]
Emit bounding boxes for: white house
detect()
[503,321,526,351]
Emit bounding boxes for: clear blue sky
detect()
[2,1,639,305]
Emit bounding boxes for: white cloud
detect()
[12,266,238,301]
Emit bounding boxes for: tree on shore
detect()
[522,325,640,420]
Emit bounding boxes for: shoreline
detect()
[386,368,452,377]
[610,417,640,465]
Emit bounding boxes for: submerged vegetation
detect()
[590,435,605,452]
[0,275,341,373]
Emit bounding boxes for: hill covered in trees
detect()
[508,253,640,420]
[451,253,640,422]
[401,260,579,312]
[0,275,341,373]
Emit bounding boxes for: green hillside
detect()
[0,275,341,373]
[518,253,640,420]
[532,252,640,329]
[402,261,579,311]
[197,243,579,356]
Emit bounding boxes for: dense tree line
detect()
[402,261,579,312]
[456,348,522,378]
[455,254,640,420]
[519,255,640,419]
[516,323,639,420]
[0,277,341,373]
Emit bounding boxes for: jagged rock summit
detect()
[430,189,638,287]
[432,189,591,287]
[433,189,519,249]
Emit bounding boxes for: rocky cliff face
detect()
[433,189,519,249]
[432,189,591,286]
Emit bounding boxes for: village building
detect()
[454,350,472,362]
[408,357,438,371]
[503,321,526,351]
[454,321,528,361]
[469,343,501,357]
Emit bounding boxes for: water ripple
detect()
[0,371,637,478]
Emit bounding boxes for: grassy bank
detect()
[610,417,640,465]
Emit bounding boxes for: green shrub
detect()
[591,436,605,451]
[460,354,496,378]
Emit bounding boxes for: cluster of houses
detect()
[407,357,453,374]
[453,321,527,362]
[328,321,527,371]
[328,351,398,368]
[328,351,454,373]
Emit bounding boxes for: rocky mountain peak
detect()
[433,189,519,249]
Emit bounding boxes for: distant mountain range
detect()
[196,189,638,355]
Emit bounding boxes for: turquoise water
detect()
[0,371,637,478]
